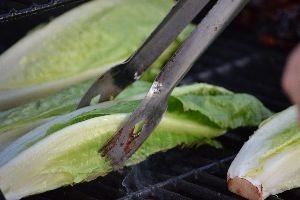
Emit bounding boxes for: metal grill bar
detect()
[0,0,87,22]
[153,188,193,200]
[119,157,234,200]
[186,172,228,192]
[60,189,99,200]
[165,180,234,200]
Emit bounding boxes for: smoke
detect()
[122,162,154,194]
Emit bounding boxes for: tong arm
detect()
[129,0,210,75]
[101,0,249,170]
[77,0,209,108]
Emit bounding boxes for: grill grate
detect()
[0,0,87,22]
[119,157,235,200]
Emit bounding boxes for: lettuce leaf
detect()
[0,0,194,149]
[0,0,189,110]
[0,83,272,200]
[174,94,272,129]
[0,81,92,151]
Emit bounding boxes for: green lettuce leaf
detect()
[0,81,92,151]
[0,83,272,200]
[0,0,194,149]
[0,0,186,110]
[174,94,272,129]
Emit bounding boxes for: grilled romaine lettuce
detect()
[228,106,300,200]
[0,83,271,200]
[0,0,192,110]
[0,0,193,150]
[0,81,91,151]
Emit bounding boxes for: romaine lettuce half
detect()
[0,0,194,149]
[0,83,271,200]
[228,106,300,200]
[0,0,192,110]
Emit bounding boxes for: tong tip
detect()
[99,126,135,170]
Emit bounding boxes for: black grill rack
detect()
[0,0,87,22]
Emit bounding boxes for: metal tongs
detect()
[77,0,249,170]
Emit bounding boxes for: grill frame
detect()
[0,0,87,22]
